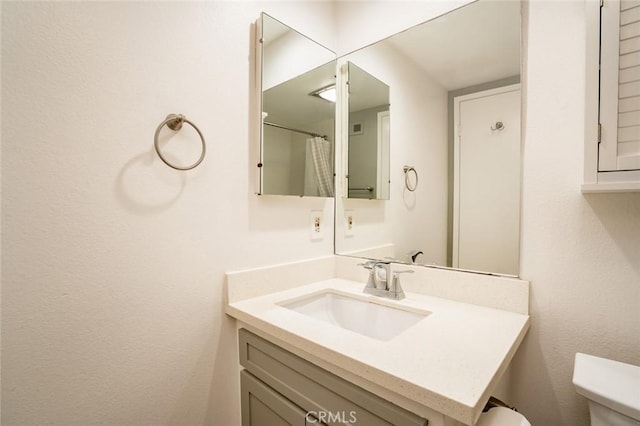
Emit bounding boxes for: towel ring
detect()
[154,114,206,171]
[403,165,418,191]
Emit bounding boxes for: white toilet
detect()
[573,352,640,425]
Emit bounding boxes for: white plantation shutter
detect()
[600,0,640,171]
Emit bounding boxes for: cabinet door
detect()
[584,0,640,191]
[239,329,428,426]
[599,0,640,172]
[241,370,307,426]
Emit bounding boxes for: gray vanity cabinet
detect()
[239,329,428,426]
[241,370,308,426]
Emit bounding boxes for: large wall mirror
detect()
[334,0,522,276]
[257,13,337,197]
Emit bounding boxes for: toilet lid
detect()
[476,407,531,426]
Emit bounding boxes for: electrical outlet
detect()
[310,210,323,241]
[345,210,355,237]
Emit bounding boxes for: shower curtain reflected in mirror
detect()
[304,136,334,197]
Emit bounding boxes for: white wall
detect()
[512,1,640,425]
[1,2,336,424]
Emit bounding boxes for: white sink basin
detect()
[279,290,430,341]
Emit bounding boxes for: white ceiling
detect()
[384,0,521,91]
[263,61,336,127]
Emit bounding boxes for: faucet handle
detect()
[359,260,381,289]
[358,260,378,270]
[389,270,413,299]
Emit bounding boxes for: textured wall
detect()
[512,1,640,424]
[1,2,336,424]
[338,2,640,424]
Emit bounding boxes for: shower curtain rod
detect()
[264,121,327,139]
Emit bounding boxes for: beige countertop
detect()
[226,277,530,425]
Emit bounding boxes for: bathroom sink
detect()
[279,290,430,341]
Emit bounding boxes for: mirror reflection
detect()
[259,13,336,197]
[346,62,391,200]
[335,0,521,276]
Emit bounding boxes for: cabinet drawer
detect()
[239,329,427,426]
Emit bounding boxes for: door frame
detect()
[376,110,390,200]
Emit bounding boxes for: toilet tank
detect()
[573,353,640,424]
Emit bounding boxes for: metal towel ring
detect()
[403,165,418,191]
[154,114,206,171]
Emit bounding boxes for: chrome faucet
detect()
[359,261,414,300]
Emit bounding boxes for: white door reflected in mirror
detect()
[453,85,521,276]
